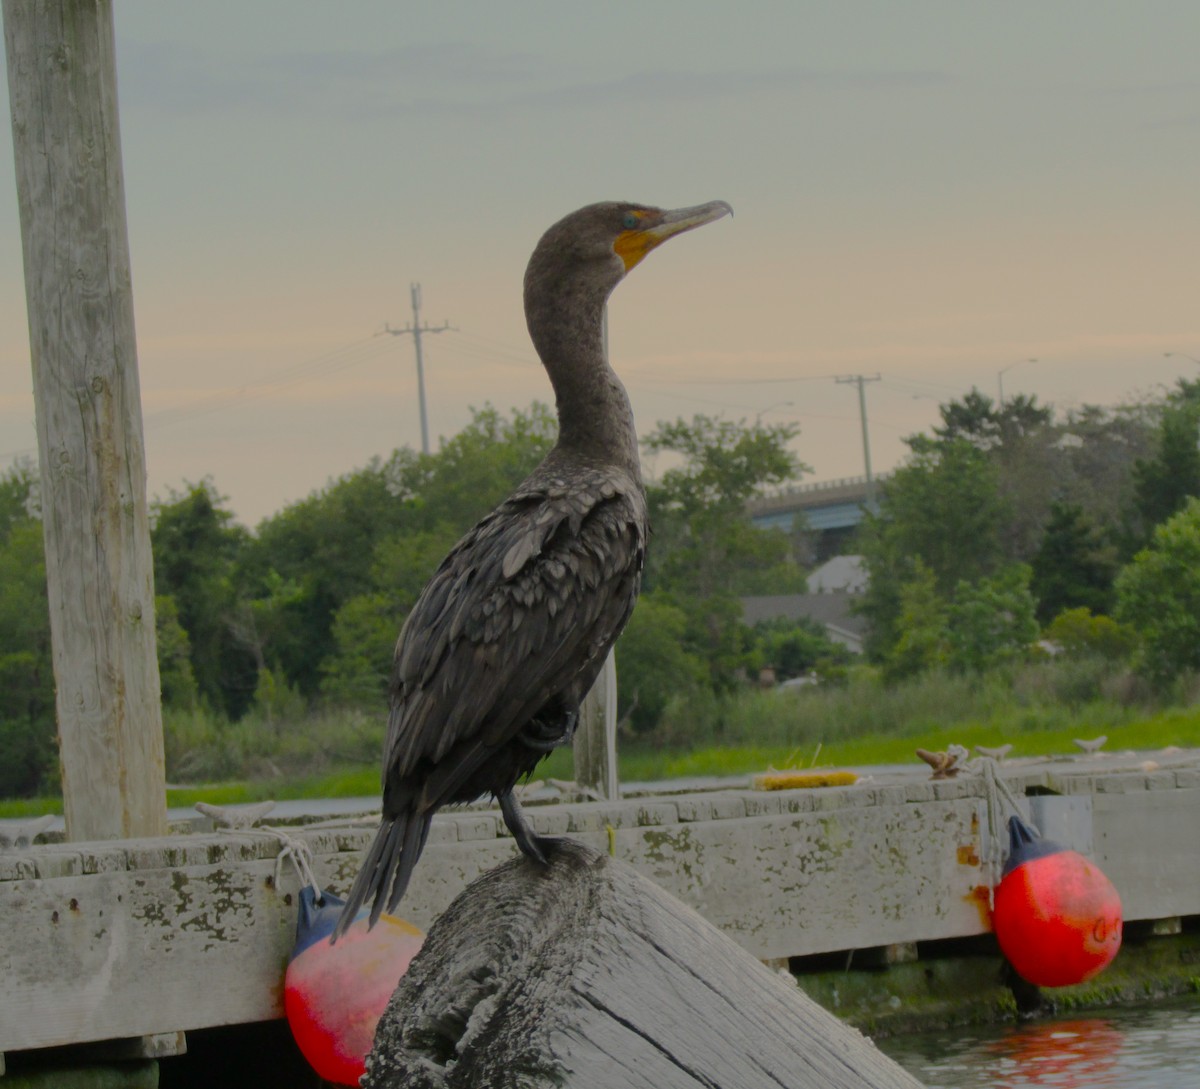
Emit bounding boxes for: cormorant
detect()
[335,200,732,937]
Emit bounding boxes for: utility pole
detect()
[384,283,453,455]
[835,374,882,508]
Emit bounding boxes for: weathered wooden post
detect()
[573,650,619,799]
[3,0,166,839]
[571,305,622,802]
[364,841,925,1089]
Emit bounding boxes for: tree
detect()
[934,388,1052,449]
[320,591,409,709]
[749,616,851,680]
[613,593,708,734]
[155,595,199,710]
[0,459,38,540]
[944,566,1039,674]
[643,415,802,517]
[1130,399,1200,542]
[885,562,949,679]
[385,403,557,535]
[1042,608,1134,662]
[0,518,55,796]
[242,464,410,701]
[858,438,1008,659]
[640,415,808,695]
[1030,502,1118,622]
[151,481,257,718]
[245,404,556,702]
[1116,497,1200,680]
[642,415,806,597]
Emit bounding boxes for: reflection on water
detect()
[875,998,1200,1088]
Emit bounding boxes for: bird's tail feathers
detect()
[333,812,411,941]
[379,812,431,925]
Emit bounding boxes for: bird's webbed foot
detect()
[519,709,578,753]
[499,788,555,865]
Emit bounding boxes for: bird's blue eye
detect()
[622,212,640,229]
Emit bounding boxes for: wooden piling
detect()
[3,0,166,839]
[363,840,923,1089]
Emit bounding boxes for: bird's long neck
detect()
[526,277,641,478]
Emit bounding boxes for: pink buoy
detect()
[284,887,424,1085]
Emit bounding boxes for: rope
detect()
[197,802,325,904]
[260,825,325,905]
[968,755,1036,909]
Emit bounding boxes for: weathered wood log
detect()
[364,840,923,1089]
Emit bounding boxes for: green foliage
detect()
[748,616,852,681]
[251,665,306,730]
[643,414,803,515]
[245,404,555,703]
[933,389,1053,448]
[0,474,56,797]
[614,593,708,734]
[886,562,949,679]
[151,481,256,718]
[635,414,808,706]
[858,438,1008,657]
[1130,398,1200,543]
[1042,607,1135,662]
[384,403,557,533]
[944,565,1039,673]
[155,595,198,710]
[1030,502,1117,622]
[370,527,462,614]
[320,592,407,708]
[0,459,38,539]
[1116,497,1200,679]
[241,463,412,700]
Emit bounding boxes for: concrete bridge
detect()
[747,474,890,556]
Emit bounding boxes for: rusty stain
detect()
[51,910,59,924]
[957,844,980,867]
[69,898,79,912]
[965,885,994,929]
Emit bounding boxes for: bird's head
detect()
[525,200,733,303]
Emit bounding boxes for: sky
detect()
[2,2,1199,527]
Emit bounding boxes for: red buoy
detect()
[284,887,424,1085]
[991,815,1122,988]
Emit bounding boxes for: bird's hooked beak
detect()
[613,200,733,273]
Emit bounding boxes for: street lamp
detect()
[997,358,1037,407]
[1164,351,1200,367]
[756,400,793,423]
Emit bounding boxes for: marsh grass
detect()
[3,658,1196,819]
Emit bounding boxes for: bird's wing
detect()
[382,469,647,796]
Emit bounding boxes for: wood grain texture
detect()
[3,0,166,840]
[363,840,924,1089]
[573,651,618,800]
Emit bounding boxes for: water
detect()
[875,998,1200,1088]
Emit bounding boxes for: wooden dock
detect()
[2,751,1198,1063]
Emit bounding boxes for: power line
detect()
[144,336,390,431]
[382,283,456,456]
